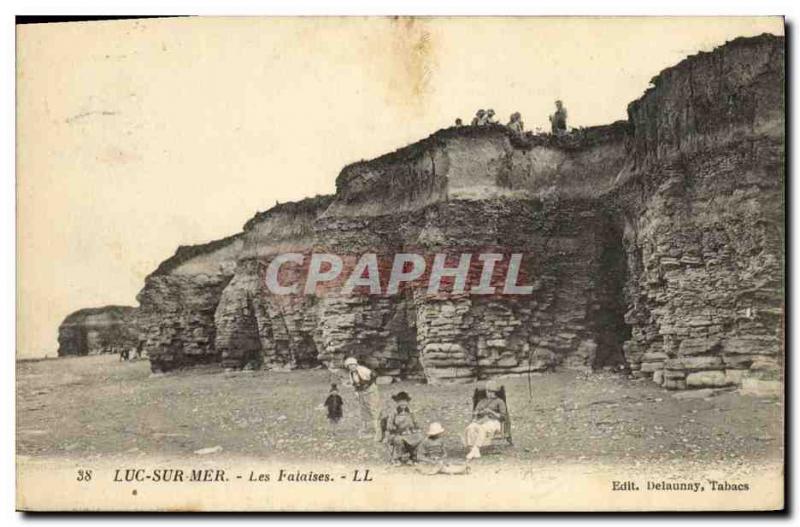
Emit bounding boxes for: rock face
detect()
[57,306,138,356]
[207,123,630,383]
[136,234,243,372]
[128,34,783,388]
[214,197,335,371]
[614,34,785,390]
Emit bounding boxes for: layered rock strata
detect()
[207,122,631,383]
[614,34,785,389]
[136,234,243,372]
[123,34,783,388]
[57,306,138,356]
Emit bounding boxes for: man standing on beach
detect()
[344,357,382,442]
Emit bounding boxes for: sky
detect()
[16,16,784,358]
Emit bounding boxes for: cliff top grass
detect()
[150,232,244,277]
[628,33,784,116]
[336,121,630,190]
[61,305,137,324]
[242,194,335,232]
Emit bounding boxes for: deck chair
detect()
[472,385,513,446]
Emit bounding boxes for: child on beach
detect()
[416,423,470,476]
[418,422,447,464]
[323,384,343,432]
[386,392,423,464]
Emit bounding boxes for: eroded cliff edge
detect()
[128,34,783,389]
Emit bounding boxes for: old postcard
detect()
[16,16,785,511]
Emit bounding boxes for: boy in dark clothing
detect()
[323,384,344,432]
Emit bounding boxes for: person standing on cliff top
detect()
[471,109,486,126]
[549,100,568,135]
[344,357,382,442]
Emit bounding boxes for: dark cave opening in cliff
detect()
[593,217,632,369]
[294,334,323,369]
[398,329,421,379]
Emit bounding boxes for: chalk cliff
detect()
[57,306,138,357]
[124,34,783,388]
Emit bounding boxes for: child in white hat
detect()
[416,423,471,476]
[418,422,447,464]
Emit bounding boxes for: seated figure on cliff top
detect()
[507,112,524,135]
[484,108,498,125]
[549,100,568,135]
[471,109,486,126]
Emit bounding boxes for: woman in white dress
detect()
[464,380,508,460]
